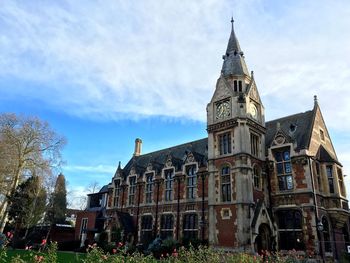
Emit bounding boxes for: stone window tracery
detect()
[186,165,197,199]
[164,169,174,201]
[274,148,293,191]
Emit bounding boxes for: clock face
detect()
[250,104,258,119]
[216,101,231,119]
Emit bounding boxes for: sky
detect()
[0,0,350,208]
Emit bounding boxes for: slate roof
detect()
[119,108,318,177]
[316,145,341,166]
[121,138,208,178]
[265,109,315,151]
[221,20,249,77]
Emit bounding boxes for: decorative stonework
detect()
[220,208,232,220]
[207,119,238,132]
[165,155,173,168]
[146,163,153,172]
[186,152,195,163]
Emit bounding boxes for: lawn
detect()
[6,249,86,263]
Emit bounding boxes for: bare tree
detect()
[0,113,66,232]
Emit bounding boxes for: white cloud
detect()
[1,1,350,196]
[64,164,116,175]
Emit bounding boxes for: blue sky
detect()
[1,0,350,207]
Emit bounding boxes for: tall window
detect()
[160,214,174,239]
[186,165,197,199]
[326,165,334,193]
[183,214,198,239]
[253,166,261,189]
[315,162,321,191]
[128,176,136,206]
[164,169,174,201]
[145,173,153,204]
[114,180,121,207]
[322,217,332,252]
[80,218,88,240]
[250,133,259,157]
[277,210,304,250]
[337,167,345,196]
[141,215,153,245]
[219,133,231,155]
[221,166,231,202]
[274,149,293,191]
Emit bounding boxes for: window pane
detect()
[277,163,284,174]
[285,162,292,173]
[283,151,290,161]
[286,176,293,189]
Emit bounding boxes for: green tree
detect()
[0,113,66,232]
[48,174,67,224]
[7,176,47,238]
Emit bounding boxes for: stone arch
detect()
[254,223,271,253]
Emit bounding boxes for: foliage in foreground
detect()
[0,239,318,263]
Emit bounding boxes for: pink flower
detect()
[117,242,123,247]
[172,248,178,258]
[41,239,47,245]
[112,248,117,254]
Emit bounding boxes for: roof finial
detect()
[314,95,318,106]
[231,16,234,30]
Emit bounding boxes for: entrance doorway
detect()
[255,224,271,253]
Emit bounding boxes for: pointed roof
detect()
[265,110,315,151]
[221,18,249,77]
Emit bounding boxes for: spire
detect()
[221,18,249,77]
[225,17,242,55]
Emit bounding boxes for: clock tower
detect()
[206,19,266,250]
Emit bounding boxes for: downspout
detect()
[135,182,142,244]
[154,180,160,239]
[308,157,325,262]
[201,172,206,243]
[176,177,181,241]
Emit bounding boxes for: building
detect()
[76,20,350,260]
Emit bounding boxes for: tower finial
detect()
[231,17,234,30]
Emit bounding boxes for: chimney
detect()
[133,138,142,156]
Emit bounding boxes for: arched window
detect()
[322,217,332,252]
[277,210,304,250]
[253,166,261,189]
[221,166,231,202]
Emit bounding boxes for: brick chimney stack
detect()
[133,138,142,156]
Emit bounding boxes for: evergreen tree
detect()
[49,174,67,224]
[8,176,47,236]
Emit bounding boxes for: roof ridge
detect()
[135,137,207,158]
[266,110,313,124]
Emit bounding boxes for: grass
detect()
[6,249,86,263]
